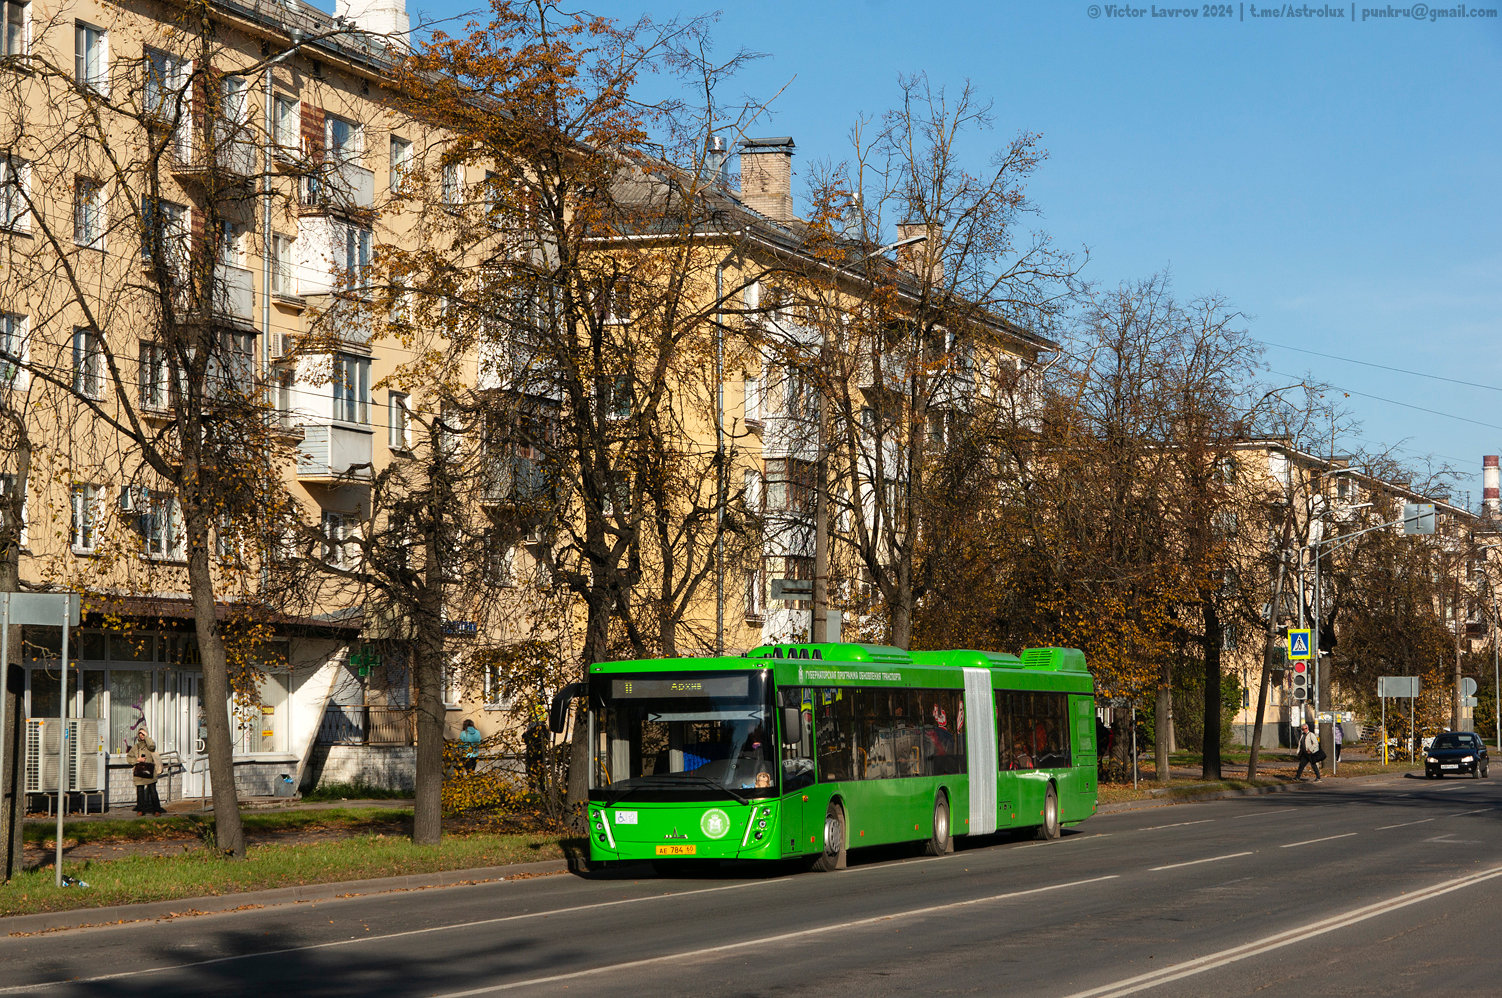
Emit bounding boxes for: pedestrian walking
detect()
[1293,722,1323,782]
[458,718,482,772]
[1333,721,1343,763]
[132,728,166,815]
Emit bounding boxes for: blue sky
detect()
[403,0,1502,505]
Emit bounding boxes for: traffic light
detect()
[1290,660,1309,701]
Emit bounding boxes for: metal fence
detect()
[316,705,415,746]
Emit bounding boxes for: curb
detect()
[1,858,569,938]
[1095,770,1407,813]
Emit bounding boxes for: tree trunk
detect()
[1201,599,1223,780]
[1155,683,1172,786]
[1246,554,1288,781]
[0,431,25,878]
[184,503,246,858]
[411,578,446,845]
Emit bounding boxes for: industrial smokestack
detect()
[1485,455,1499,519]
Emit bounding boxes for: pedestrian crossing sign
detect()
[1287,628,1312,661]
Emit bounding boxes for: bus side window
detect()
[780,686,815,791]
[817,689,852,782]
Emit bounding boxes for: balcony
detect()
[211,264,255,326]
[169,133,257,186]
[300,160,375,213]
[297,423,374,482]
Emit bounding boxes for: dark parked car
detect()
[1424,731,1489,779]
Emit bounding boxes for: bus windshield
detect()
[591,671,777,803]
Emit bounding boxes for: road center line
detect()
[429,875,1122,996]
[1142,819,1215,831]
[1062,864,1502,998]
[1280,832,1357,848]
[1150,851,1253,871]
[1375,817,1434,830]
[1235,807,1296,819]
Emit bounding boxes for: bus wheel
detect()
[925,794,951,856]
[813,802,847,872]
[1036,785,1061,840]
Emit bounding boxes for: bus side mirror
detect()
[549,681,586,734]
[781,706,803,744]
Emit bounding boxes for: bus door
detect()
[993,690,1019,827]
[777,688,815,854]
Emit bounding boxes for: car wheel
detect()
[925,793,951,856]
[812,802,846,872]
[1036,784,1061,841]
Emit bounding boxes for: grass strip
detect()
[3,831,571,919]
[22,807,416,846]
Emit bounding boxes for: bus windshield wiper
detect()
[647,773,749,804]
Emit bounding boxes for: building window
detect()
[333,353,370,424]
[70,483,99,552]
[325,115,360,163]
[74,21,107,93]
[271,233,295,296]
[74,178,104,249]
[1,312,26,390]
[0,471,26,547]
[138,339,171,409]
[484,531,514,586]
[388,391,411,449]
[0,155,28,230]
[334,221,371,290]
[441,162,462,207]
[764,458,815,514]
[272,95,300,152]
[208,330,254,399]
[389,136,411,192]
[744,567,764,620]
[2,1,28,58]
[130,487,184,560]
[321,511,356,569]
[482,660,509,709]
[142,47,189,126]
[140,196,188,271]
[216,220,244,267]
[72,327,103,398]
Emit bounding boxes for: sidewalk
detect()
[1,856,570,937]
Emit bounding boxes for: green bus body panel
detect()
[585,645,1098,864]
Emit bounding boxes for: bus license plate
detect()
[655,844,696,856]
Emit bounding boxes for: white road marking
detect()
[1142,819,1215,831]
[1062,864,1502,998]
[1374,817,1435,830]
[427,874,1121,996]
[1235,807,1296,819]
[1150,851,1253,871]
[1280,832,1357,848]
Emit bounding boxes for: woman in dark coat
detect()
[132,728,166,815]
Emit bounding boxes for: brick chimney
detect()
[739,137,795,223]
[896,221,942,284]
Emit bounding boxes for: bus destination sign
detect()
[613,677,750,698]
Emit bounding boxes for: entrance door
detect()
[177,674,208,798]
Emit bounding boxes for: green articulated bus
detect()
[550,642,1098,872]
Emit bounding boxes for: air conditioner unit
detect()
[25,718,106,793]
[270,332,300,360]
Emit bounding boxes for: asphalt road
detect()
[3,772,1499,997]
